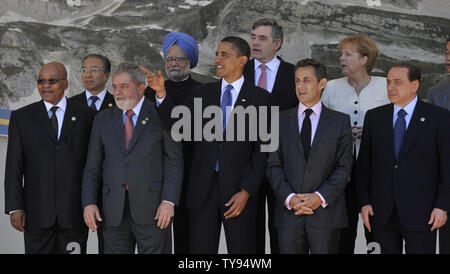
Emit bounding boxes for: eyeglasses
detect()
[81,67,104,74]
[165,57,188,64]
[37,79,65,85]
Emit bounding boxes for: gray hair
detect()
[112,63,146,85]
[252,18,284,51]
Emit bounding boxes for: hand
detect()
[155,201,174,229]
[294,193,322,215]
[428,208,447,231]
[352,126,363,142]
[224,190,250,219]
[83,204,102,232]
[10,210,25,232]
[140,67,165,99]
[361,205,374,232]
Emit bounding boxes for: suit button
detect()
[305,170,309,174]
[56,165,60,169]
[354,111,358,114]
[354,101,358,104]
[354,121,358,126]
[394,165,399,169]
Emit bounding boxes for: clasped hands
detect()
[289,193,323,215]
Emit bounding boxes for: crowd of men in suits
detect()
[3,17,450,254]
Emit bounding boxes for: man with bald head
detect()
[4,62,95,253]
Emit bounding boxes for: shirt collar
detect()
[393,96,418,117]
[44,96,67,112]
[298,100,322,117]
[85,89,107,101]
[254,56,280,72]
[122,96,145,118]
[221,75,245,94]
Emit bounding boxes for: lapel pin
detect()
[71,116,77,121]
[241,99,246,102]
[142,120,147,125]
[420,117,425,122]
[108,103,113,107]
[145,117,149,121]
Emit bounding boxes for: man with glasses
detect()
[141,32,201,253]
[71,54,115,113]
[70,53,115,253]
[4,62,94,253]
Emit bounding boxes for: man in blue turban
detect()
[142,32,201,254]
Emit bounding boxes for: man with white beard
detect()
[82,63,183,254]
[142,32,201,254]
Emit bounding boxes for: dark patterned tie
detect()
[50,106,59,138]
[89,96,99,110]
[394,109,407,159]
[300,109,313,160]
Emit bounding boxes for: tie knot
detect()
[304,108,313,117]
[259,63,267,71]
[50,106,59,114]
[225,84,233,93]
[90,96,99,103]
[126,110,134,118]
[398,109,406,118]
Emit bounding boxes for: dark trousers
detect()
[338,152,373,254]
[102,192,172,254]
[373,208,437,254]
[24,223,88,254]
[255,180,278,254]
[439,223,450,254]
[173,202,189,254]
[189,172,257,254]
[277,226,341,254]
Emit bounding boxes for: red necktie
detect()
[124,110,134,191]
[257,63,267,90]
[125,110,134,150]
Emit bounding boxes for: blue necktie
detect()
[221,85,233,131]
[216,84,233,171]
[394,109,407,159]
[89,96,99,110]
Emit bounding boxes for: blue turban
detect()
[162,32,199,69]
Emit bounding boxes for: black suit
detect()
[356,100,450,253]
[158,79,271,253]
[145,76,200,254]
[69,90,114,254]
[4,99,94,253]
[243,56,297,253]
[70,90,115,112]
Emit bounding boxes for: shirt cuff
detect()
[285,193,296,210]
[162,200,174,206]
[314,191,328,208]
[155,93,165,107]
[9,210,24,215]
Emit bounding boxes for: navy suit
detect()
[356,100,450,253]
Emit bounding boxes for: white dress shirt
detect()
[43,96,67,140]
[254,56,281,93]
[393,96,418,129]
[85,89,107,111]
[221,76,245,108]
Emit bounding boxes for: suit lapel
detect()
[271,57,285,97]
[397,101,427,161]
[112,106,127,155]
[127,99,153,153]
[233,80,251,109]
[100,91,114,111]
[34,100,57,143]
[288,106,304,156]
[59,99,77,142]
[310,106,331,154]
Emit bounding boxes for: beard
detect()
[114,95,138,110]
[166,67,189,82]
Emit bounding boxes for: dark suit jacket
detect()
[81,98,183,227]
[356,100,450,231]
[243,57,297,111]
[267,105,353,229]
[158,79,272,213]
[4,99,94,229]
[70,90,115,112]
[427,79,450,111]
